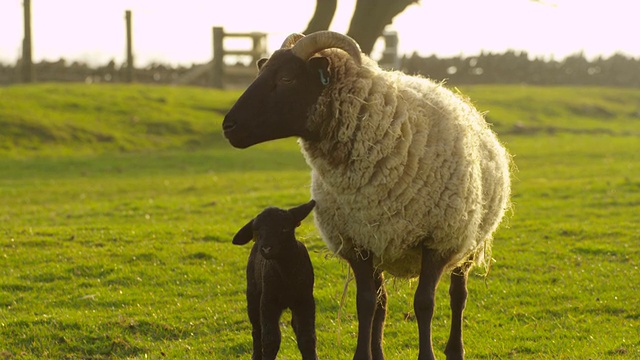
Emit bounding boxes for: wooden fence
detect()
[13,5,633,88]
[211,27,267,88]
[14,3,267,88]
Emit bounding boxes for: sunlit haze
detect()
[0,0,638,66]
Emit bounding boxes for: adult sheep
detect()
[222,31,511,360]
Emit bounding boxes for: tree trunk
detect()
[347,0,417,55]
[303,0,338,34]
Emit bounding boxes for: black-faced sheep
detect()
[223,31,511,360]
[232,200,318,360]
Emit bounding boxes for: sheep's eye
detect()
[282,228,291,233]
[278,76,294,85]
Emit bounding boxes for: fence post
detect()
[379,30,399,70]
[251,33,263,66]
[212,27,224,88]
[21,0,33,83]
[125,10,134,83]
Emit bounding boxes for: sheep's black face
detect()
[222,50,329,148]
[253,208,297,260]
[232,200,316,260]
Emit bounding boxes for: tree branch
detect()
[303,0,338,34]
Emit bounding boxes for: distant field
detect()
[0,83,239,157]
[2,83,639,157]
[1,83,639,359]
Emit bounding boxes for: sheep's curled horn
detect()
[280,33,305,49]
[281,31,362,66]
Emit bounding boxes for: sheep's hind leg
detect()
[414,246,450,360]
[444,263,471,360]
[371,269,387,360]
[346,249,377,360]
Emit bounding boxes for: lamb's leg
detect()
[414,247,449,360]
[291,298,319,360]
[347,250,377,360]
[371,270,387,360]
[247,291,262,360]
[444,264,470,360]
[260,303,283,360]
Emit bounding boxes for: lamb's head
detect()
[222,31,362,148]
[232,200,316,259]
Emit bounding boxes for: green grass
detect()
[1,83,639,359]
[0,83,239,156]
[462,85,640,136]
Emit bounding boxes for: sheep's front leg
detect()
[444,264,470,360]
[371,270,387,360]
[347,250,377,360]
[260,300,283,360]
[291,299,319,360]
[247,289,262,360]
[414,246,449,360]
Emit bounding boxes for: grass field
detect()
[1,83,639,359]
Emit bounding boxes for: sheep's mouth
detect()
[222,117,251,147]
[223,129,253,149]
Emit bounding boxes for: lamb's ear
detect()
[232,219,255,245]
[308,57,331,86]
[289,200,316,225]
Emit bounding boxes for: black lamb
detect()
[232,199,318,360]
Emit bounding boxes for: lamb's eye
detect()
[279,77,293,84]
[282,228,291,233]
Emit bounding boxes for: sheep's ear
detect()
[308,57,329,72]
[308,57,331,86]
[289,199,316,225]
[232,219,255,245]
[256,58,268,70]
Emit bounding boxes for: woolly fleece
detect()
[300,51,511,277]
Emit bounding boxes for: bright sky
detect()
[0,0,638,66]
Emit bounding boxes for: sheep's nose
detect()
[222,117,237,132]
[261,246,271,254]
